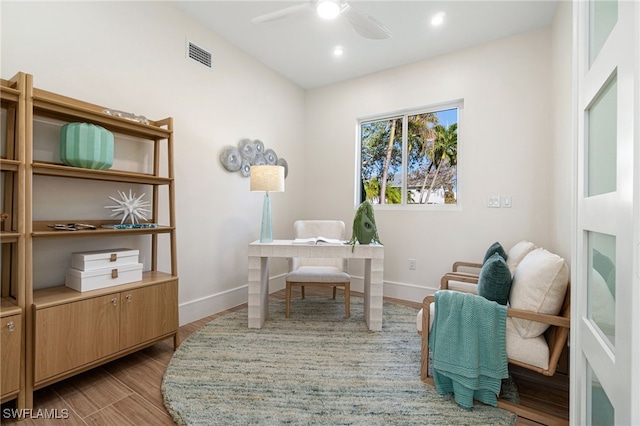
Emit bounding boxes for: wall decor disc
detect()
[254,139,265,154]
[277,157,289,178]
[239,138,256,161]
[220,146,242,172]
[264,149,278,165]
[253,152,266,165]
[240,159,252,177]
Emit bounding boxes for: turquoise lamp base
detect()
[260,192,273,243]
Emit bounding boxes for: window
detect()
[358,101,461,207]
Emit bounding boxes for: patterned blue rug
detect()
[162,297,517,425]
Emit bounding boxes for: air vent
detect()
[186,40,212,69]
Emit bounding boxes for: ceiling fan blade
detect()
[251,2,313,24]
[342,3,392,40]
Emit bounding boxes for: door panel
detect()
[1,314,21,396]
[573,1,638,424]
[34,294,119,383]
[119,280,178,350]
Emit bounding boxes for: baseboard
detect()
[382,279,436,304]
[349,275,437,304]
[178,286,246,326]
[180,275,436,325]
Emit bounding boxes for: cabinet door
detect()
[1,314,22,396]
[120,280,178,350]
[34,294,119,383]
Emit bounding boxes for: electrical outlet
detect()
[409,259,416,270]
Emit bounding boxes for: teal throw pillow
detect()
[483,241,507,264]
[477,252,512,305]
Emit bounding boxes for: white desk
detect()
[248,240,384,331]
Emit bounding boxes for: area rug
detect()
[162,297,517,426]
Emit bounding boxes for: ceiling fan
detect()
[251,0,392,40]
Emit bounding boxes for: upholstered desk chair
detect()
[285,220,351,318]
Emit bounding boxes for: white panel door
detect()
[572,0,639,424]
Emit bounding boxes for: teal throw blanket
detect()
[428,290,508,409]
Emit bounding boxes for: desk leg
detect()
[364,258,384,331]
[248,256,269,328]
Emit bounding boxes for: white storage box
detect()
[71,248,139,271]
[65,263,143,292]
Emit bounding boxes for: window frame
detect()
[355,99,464,211]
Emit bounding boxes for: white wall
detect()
[1,1,574,320]
[1,1,306,324]
[549,0,574,264]
[303,27,568,301]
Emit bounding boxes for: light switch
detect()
[502,196,512,208]
[488,196,500,208]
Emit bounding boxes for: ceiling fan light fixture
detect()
[317,0,341,20]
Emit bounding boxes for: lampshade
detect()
[250,165,285,192]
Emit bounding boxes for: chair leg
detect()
[345,282,350,318]
[332,286,337,299]
[285,282,292,318]
[301,286,305,299]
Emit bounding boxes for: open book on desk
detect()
[292,236,344,245]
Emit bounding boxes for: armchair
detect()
[417,247,570,425]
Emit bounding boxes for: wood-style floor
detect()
[1,288,568,425]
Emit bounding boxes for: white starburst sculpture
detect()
[105,190,151,224]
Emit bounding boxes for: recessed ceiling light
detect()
[333,45,344,56]
[431,12,445,26]
[317,0,341,20]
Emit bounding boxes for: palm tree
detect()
[361,119,402,204]
[379,119,397,204]
[408,113,438,162]
[406,113,438,204]
[421,123,458,204]
[364,178,401,204]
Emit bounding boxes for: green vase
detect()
[60,122,114,170]
[358,214,375,245]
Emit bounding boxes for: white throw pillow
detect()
[506,240,536,275]
[509,248,569,338]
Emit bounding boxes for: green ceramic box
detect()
[60,122,114,170]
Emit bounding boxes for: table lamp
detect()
[250,165,285,243]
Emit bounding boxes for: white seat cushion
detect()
[415,303,435,333]
[505,317,549,370]
[416,304,549,370]
[286,266,350,283]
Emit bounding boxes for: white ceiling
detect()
[170,1,559,89]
